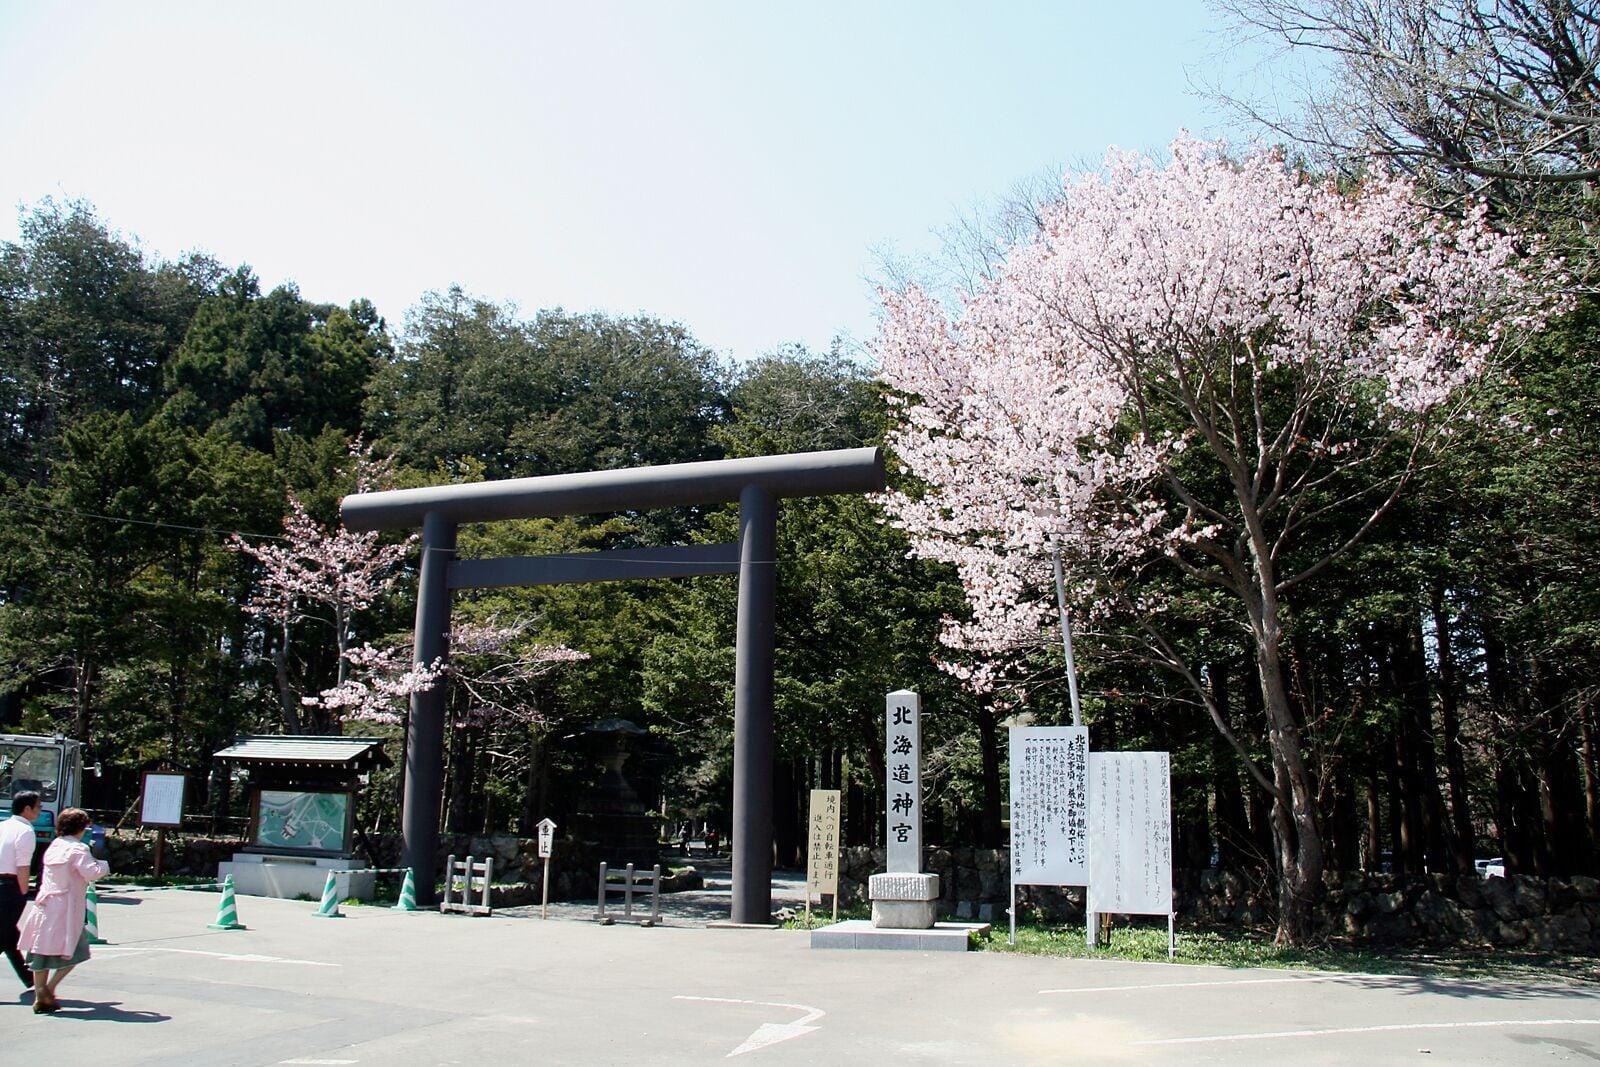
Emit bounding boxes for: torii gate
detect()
[341,447,884,921]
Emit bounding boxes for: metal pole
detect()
[1051,545,1083,727]
[402,511,455,906]
[731,484,776,924]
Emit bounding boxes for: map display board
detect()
[806,788,841,898]
[1008,726,1089,887]
[252,789,351,853]
[139,772,187,828]
[1086,752,1172,916]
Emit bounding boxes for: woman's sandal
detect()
[33,994,60,1014]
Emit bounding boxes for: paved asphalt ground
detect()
[8,885,1600,1065]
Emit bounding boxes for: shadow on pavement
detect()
[503,854,808,926]
[1325,971,1600,1002]
[48,999,171,1023]
[1508,1033,1600,1061]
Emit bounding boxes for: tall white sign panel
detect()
[884,690,921,872]
[1008,726,1090,887]
[1087,751,1172,917]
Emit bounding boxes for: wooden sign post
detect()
[805,789,841,923]
[139,771,187,878]
[537,818,557,919]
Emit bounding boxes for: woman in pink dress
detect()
[16,808,108,1013]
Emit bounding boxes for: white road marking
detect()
[1042,975,1337,994]
[280,1060,357,1064]
[96,946,338,967]
[674,995,825,1057]
[1133,1018,1600,1046]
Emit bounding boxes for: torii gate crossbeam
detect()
[341,447,884,922]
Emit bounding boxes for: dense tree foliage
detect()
[0,77,1595,946]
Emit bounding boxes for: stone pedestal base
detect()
[811,919,989,952]
[872,899,937,928]
[868,871,940,930]
[218,853,373,900]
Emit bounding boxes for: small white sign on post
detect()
[806,788,841,922]
[1087,751,1174,956]
[884,690,921,873]
[139,772,186,828]
[140,771,187,879]
[1007,726,1090,943]
[536,818,557,919]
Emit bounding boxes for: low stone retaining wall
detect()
[837,845,1600,952]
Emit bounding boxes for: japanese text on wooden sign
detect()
[806,789,841,897]
[885,690,921,872]
[1008,726,1089,887]
[1087,751,1172,916]
[537,818,556,859]
[139,772,186,828]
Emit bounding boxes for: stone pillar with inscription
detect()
[869,690,940,929]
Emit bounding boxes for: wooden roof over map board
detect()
[213,736,391,774]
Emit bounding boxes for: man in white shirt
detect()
[0,790,40,989]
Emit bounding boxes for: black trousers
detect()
[0,875,30,986]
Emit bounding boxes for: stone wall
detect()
[103,830,688,902]
[837,845,1600,952]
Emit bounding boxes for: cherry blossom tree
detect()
[878,136,1560,944]
[305,617,587,833]
[230,444,414,733]
[305,618,587,727]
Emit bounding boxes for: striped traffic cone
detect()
[84,883,106,944]
[391,868,418,912]
[207,875,244,930]
[312,871,343,918]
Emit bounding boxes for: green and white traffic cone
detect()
[84,883,106,944]
[391,868,418,912]
[312,870,343,918]
[207,875,244,931]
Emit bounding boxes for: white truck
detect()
[0,733,96,857]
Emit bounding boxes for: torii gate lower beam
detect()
[342,447,884,922]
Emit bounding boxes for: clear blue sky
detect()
[0,2,1236,362]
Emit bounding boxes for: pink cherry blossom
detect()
[878,136,1559,690]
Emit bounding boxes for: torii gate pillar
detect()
[400,511,456,895]
[731,484,776,924]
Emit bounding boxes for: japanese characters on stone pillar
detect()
[885,690,921,872]
[870,690,940,929]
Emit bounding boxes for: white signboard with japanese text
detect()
[1008,726,1090,887]
[806,789,841,898]
[885,690,921,872]
[1087,751,1172,916]
[537,818,556,859]
[139,772,187,828]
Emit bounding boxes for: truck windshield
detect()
[0,744,62,804]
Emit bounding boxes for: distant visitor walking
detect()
[16,808,109,1013]
[0,790,41,990]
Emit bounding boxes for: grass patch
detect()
[101,874,217,888]
[980,921,1600,984]
[779,902,872,930]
